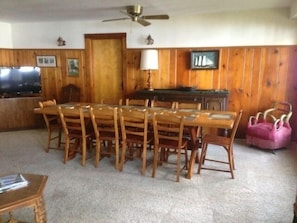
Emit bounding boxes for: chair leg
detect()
[184,147,189,170]
[176,148,181,182]
[197,143,207,174]
[58,129,62,147]
[227,146,235,179]
[64,138,70,164]
[114,140,120,170]
[119,141,127,171]
[95,138,101,168]
[46,130,51,153]
[81,137,86,166]
[231,147,235,170]
[152,145,159,178]
[141,145,147,176]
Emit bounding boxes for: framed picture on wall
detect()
[36,56,56,67]
[190,50,219,70]
[67,58,79,77]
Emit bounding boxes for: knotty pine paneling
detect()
[1,46,297,141]
[126,46,297,139]
[0,49,86,102]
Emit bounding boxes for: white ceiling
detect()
[0,0,293,23]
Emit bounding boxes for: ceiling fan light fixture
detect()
[102,5,169,27]
[127,5,143,16]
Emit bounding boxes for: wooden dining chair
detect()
[125,98,149,107]
[119,107,153,175]
[100,98,122,105]
[89,106,120,169]
[175,101,202,162]
[39,99,62,152]
[58,106,93,166]
[151,112,188,182]
[197,109,243,179]
[60,84,80,103]
[150,100,176,109]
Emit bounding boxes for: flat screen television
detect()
[0,66,41,96]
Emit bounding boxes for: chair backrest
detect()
[150,100,176,109]
[229,109,243,143]
[100,98,122,105]
[39,99,58,129]
[60,84,80,103]
[58,106,86,138]
[175,102,201,110]
[125,98,149,107]
[119,107,149,144]
[89,106,119,141]
[263,101,292,123]
[39,99,57,108]
[152,112,185,149]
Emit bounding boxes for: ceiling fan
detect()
[102,5,169,26]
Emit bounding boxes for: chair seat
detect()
[202,134,231,147]
[126,134,153,144]
[159,138,188,149]
[246,122,291,141]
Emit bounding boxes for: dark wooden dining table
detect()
[34,102,237,179]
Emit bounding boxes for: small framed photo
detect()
[36,56,56,67]
[190,50,219,70]
[67,59,79,77]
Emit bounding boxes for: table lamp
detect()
[140,49,158,91]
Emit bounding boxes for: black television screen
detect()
[0,66,41,96]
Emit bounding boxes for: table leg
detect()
[186,149,197,179]
[186,127,200,179]
[34,196,47,223]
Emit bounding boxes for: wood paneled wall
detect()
[0,49,86,102]
[0,46,296,140]
[126,47,297,139]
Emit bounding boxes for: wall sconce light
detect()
[140,49,158,91]
[145,34,154,45]
[57,37,66,46]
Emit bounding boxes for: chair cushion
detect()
[246,122,292,149]
[246,122,291,141]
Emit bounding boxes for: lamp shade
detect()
[140,49,158,70]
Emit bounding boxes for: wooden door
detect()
[85,33,126,104]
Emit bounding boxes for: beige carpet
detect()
[0,129,296,223]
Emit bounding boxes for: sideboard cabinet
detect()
[132,89,229,111]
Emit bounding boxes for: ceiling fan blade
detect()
[102,17,130,22]
[137,18,151,26]
[120,10,134,18]
[142,14,169,20]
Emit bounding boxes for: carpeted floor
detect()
[0,129,296,223]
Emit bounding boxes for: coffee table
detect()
[0,173,48,223]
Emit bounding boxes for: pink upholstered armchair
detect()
[246,101,292,151]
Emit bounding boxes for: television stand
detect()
[0,97,43,131]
